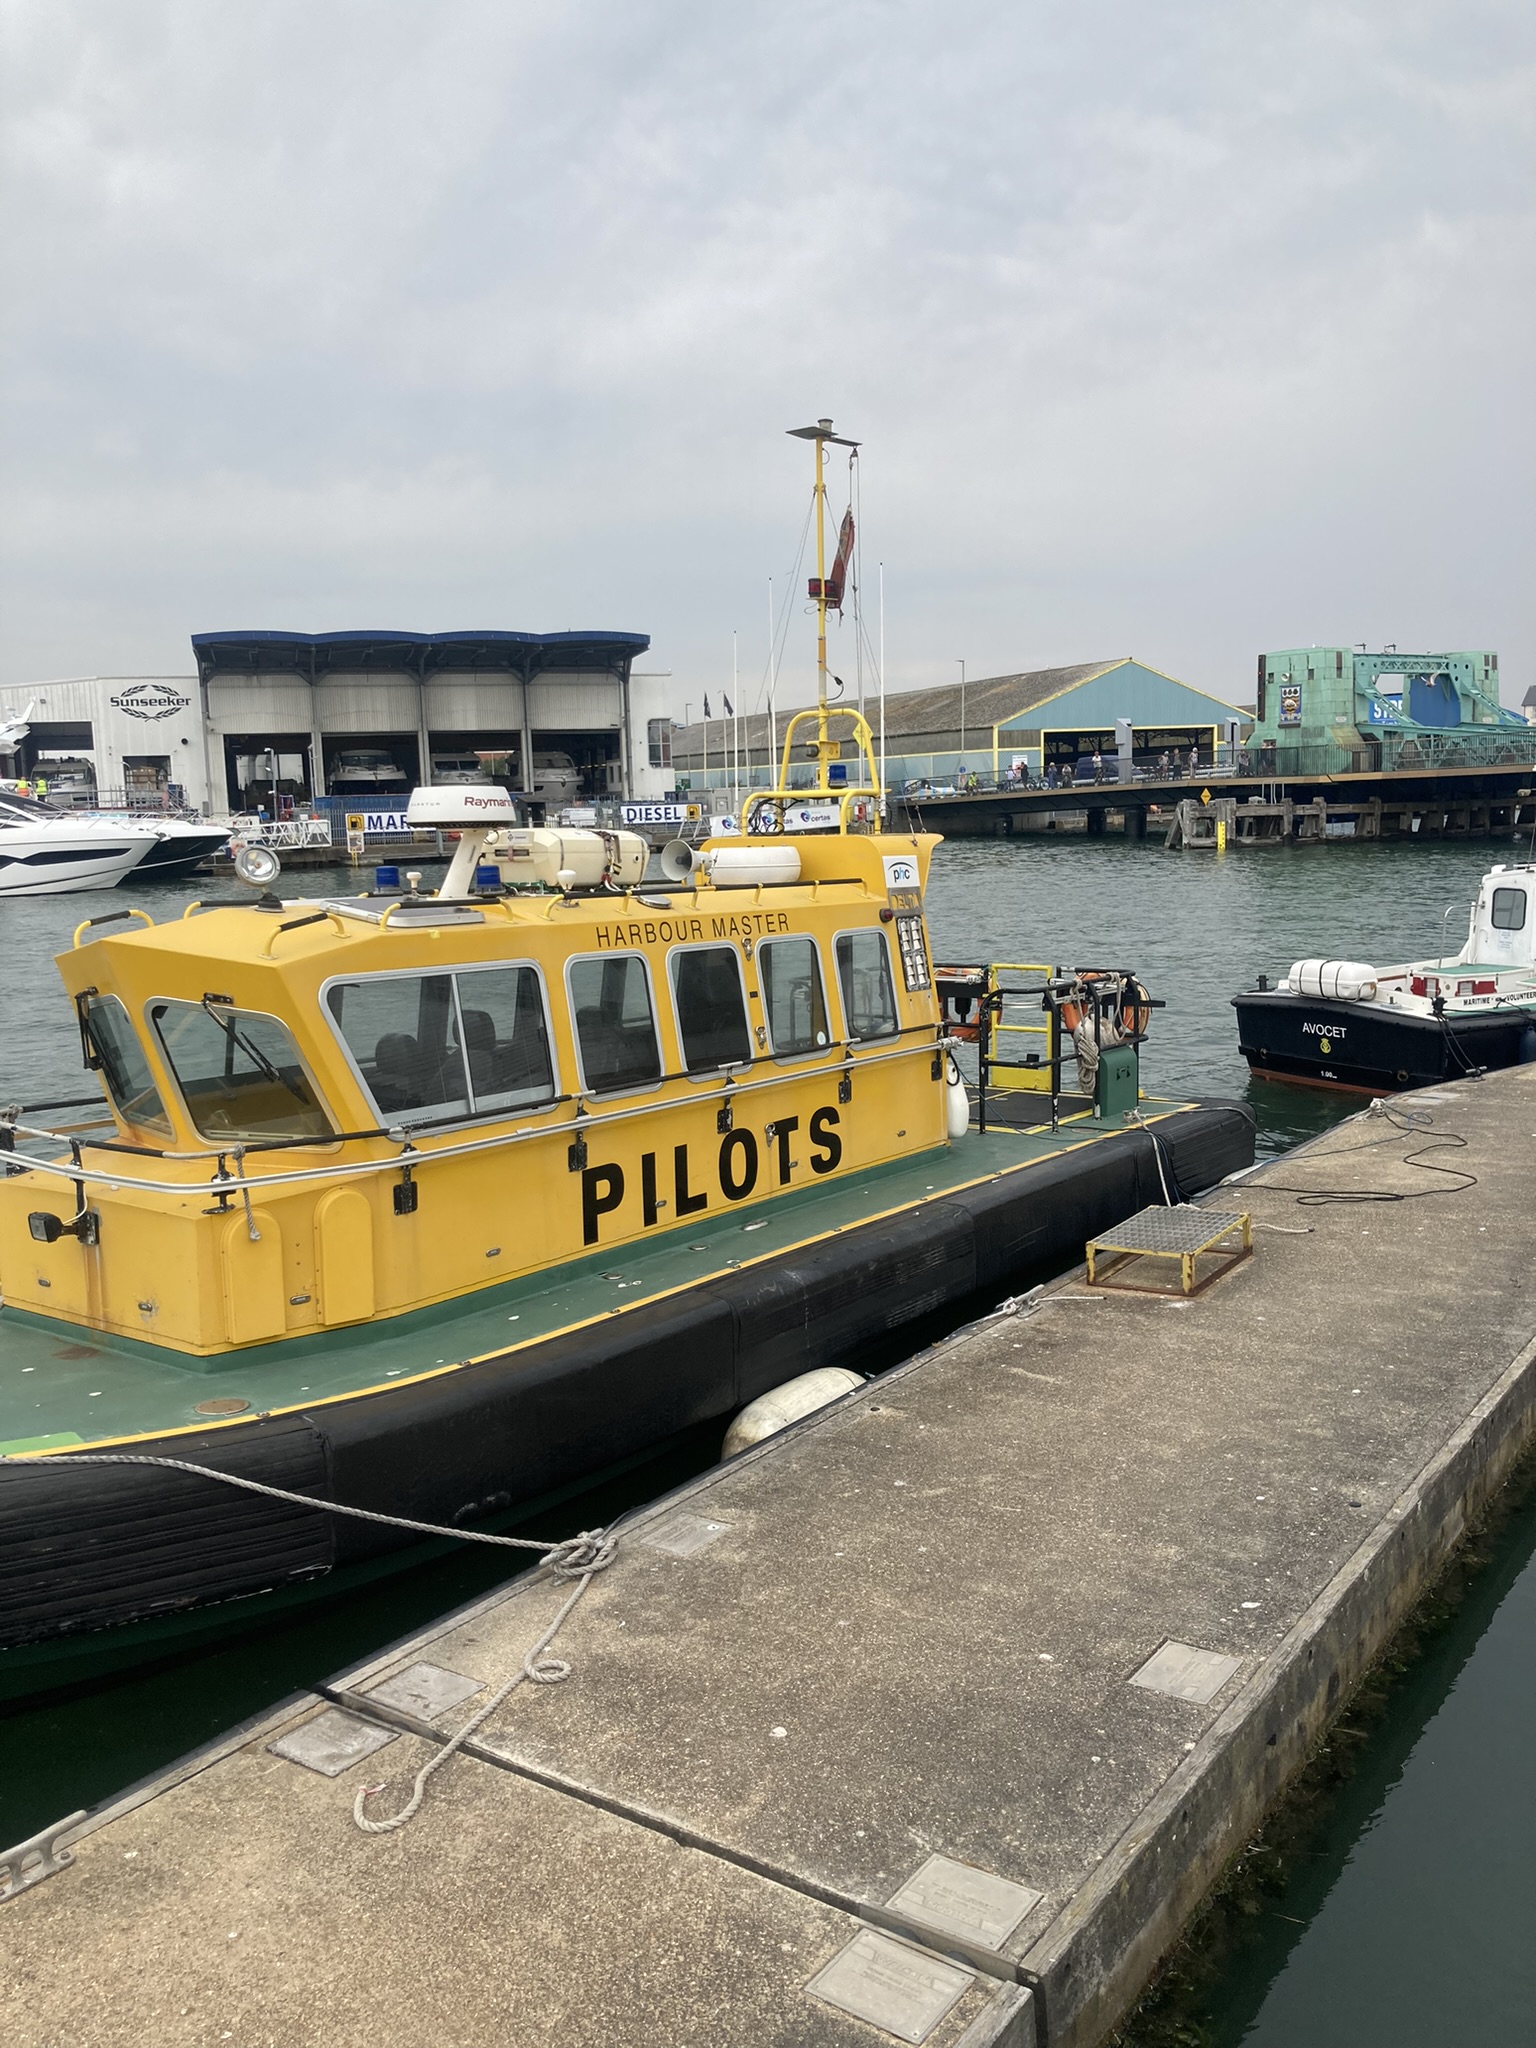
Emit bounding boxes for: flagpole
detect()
[732,630,739,823]
[767,576,777,788]
[879,561,887,815]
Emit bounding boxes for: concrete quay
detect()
[6,1068,1535,2047]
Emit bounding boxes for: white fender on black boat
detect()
[721,1367,864,1458]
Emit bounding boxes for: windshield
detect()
[149,999,333,1141]
[80,994,172,1134]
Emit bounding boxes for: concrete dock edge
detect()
[1022,1331,1536,2048]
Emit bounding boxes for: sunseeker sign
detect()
[109,682,192,721]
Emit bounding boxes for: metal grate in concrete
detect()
[1129,1641,1243,1706]
[268,1707,398,1777]
[886,1853,1043,1949]
[807,1928,975,2043]
[638,1511,733,1557]
[363,1661,484,1722]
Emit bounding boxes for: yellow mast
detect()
[813,426,828,715]
[787,417,858,793]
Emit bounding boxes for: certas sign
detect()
[109,682,192,721]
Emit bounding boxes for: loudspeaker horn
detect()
[658,839,696,882]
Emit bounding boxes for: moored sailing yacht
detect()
[0,423,1253,1698]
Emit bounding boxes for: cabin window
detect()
[1491,887,1527,931]
[450,966,557,1110]
[568,954,663,1093]
[758,936,830,1056]
[326,974,470,1123]
[670,946,752,1073]
[80,994,172,1135]
[835,930,899,1041]
[149,1000,333,1141]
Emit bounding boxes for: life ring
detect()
[1058,969,1106,1034]
[1060,972,1152,1040]
[1119,977,1152,1039]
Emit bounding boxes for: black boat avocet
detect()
[1233,861,1536,1093]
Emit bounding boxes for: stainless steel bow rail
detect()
[0,1031,958,1210]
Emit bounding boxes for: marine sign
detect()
[621,801,701,826]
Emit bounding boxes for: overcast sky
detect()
[2,0,1531,717]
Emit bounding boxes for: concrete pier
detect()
[6,1068,1535,2047]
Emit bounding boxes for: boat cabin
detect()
[1,796,947,1358]
[1456,863,1535,971]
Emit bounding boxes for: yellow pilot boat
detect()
[0,423,1252,1698]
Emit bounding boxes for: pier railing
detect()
[1246,731,1536,778]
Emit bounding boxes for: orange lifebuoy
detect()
[1059,972,1151,1039]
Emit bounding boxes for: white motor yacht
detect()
[0,792,228,884]
[0,807,157,898]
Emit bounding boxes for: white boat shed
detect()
[1,628,673,815]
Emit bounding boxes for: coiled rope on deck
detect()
[0,1449,617,1833]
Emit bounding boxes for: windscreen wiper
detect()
[200,997,309,1104]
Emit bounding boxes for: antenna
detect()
[879,562,887,815]
[767,577,777,781]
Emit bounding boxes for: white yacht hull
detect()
[0,834,152,898]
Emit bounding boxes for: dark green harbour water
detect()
[3,836,1533,2043]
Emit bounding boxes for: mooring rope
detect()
[352,1565,603,1834]
[0,1448,613,1571]
[0,1448,617,1832]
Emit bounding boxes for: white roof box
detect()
[405,784,518,827]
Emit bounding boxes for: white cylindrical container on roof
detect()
[1287,959,1379,1001]
[698,845,802,889]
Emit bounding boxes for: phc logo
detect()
[882,854,919,890]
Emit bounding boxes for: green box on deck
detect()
[1097,1045,1139,1119]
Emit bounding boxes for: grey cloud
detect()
[2,0,1531,706]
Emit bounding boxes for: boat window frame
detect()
[664,938,755,1079]
[446,958,563,1117]
[831,924,902,1045]
[1490,885,1527,932]
[79,991,175,1137]
[146,996,338,1146]
[318,960,562,1130]
[755,933,836,1064]
[563,949,667,1099]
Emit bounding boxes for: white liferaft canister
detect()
[1287,959,1379,1001]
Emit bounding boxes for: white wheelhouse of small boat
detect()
[1286,862,1536,1020]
